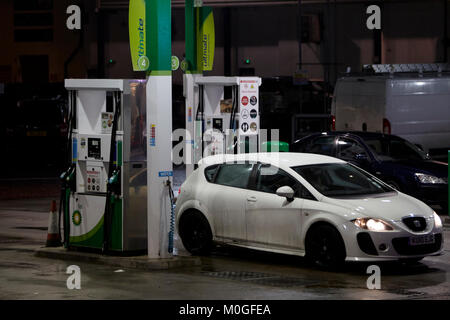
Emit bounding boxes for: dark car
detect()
[291,132,448,213]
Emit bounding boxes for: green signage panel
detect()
[129,0,171,73]
[185,0,197,72]
[147,0,172,73]
[197,7,215,71]
[129,0,149,71]
[185,2,215,73]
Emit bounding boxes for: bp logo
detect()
[180,60,188,72]
[72,211,82,226]
[171,56,180,71]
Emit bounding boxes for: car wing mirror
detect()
[276,186,295,202]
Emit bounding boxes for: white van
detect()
[331,75,450,157]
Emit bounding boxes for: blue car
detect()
[291,132,448,213]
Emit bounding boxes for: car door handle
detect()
[247,196,257,202]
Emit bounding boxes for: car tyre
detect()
[179,211,213,255]
[305,224,346,270]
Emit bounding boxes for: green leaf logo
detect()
[171,56,180,71]
[72,211,82,226]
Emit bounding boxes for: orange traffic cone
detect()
[46,200,62,247]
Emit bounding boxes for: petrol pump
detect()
[59,0,265,258]
[59,0,174,259]
[184,76,262,176]
[62,79,148,253]
[181,1,263,174]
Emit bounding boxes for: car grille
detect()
[402,216,427,232]
[392,234,442,255]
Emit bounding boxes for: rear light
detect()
[331,115,336,131]
[174,188,181,203]
[382,118,391,134]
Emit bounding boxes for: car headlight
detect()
[415,173,447,184]
[353,218,394,231]
[433,211,442,228]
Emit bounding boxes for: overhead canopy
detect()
[99,0,379,10]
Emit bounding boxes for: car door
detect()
[245,163,304,251]
[210,162,254,242]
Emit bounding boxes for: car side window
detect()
[214,163,254,188]
[308,136,336,156]
[337,137,367,161]
[255,164,317,200]
[204,164,220,182]
[255,164,299,195]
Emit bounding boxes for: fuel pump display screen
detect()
[213,118,223,131]
[88,138,101,159]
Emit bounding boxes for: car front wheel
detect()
[179,211,213,255]
[305,224,346,270]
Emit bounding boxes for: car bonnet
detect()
[321,192,434,222]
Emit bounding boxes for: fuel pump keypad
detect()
[86,167,102,193]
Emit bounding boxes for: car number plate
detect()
[409,234,435,246]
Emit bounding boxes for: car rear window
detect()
[204,164,220,182]
[214,163,253,189]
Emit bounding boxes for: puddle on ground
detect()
[202,270,320,288]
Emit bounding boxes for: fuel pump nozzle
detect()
[103,167,122,254]
[59,165,76,248]
[60,165,76,189]
[108,168,122,196]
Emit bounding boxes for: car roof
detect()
[297,131,399,141]
[199,152,345,170]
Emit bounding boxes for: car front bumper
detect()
[340,220,444,262]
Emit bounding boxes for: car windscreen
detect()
[362,136,429,161]
[291,163,393,197]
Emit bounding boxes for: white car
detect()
[175,153,444,268]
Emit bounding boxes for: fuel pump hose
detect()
[103,92,121,254]
[166,179,175,254]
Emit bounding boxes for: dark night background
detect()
[0,0,449,198]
